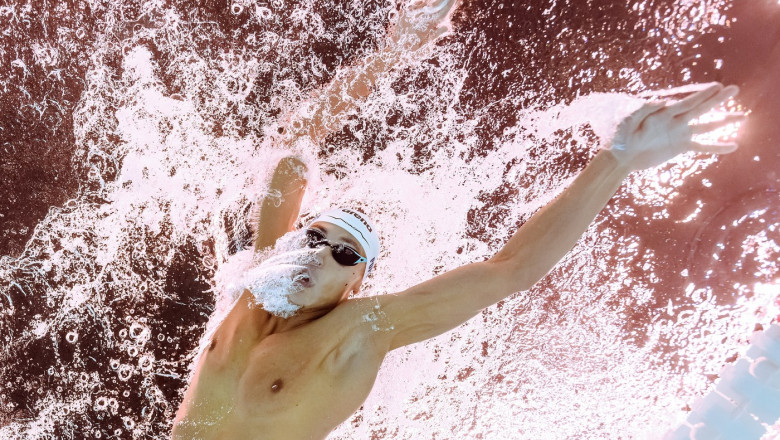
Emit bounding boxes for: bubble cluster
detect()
[0,0,777,439]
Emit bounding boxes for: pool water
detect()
[0,0,778,438]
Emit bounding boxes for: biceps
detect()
[380,260,517,351]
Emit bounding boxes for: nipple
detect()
[271,379,283,393]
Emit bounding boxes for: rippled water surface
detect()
[1,0,778,438]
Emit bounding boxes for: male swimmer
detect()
[171,1,746,438]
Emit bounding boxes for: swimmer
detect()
[171,1,746,438]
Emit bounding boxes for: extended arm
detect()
[367,83,744,351]
[253,2,458,249]
[370,150,630,349]
[282,0,458,145]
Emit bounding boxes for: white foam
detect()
[211,229,320,319]
[0,1,776,439]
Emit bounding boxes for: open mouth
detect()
[292,269,313,288]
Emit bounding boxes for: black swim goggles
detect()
[305,228,368,266]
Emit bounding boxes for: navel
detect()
[208,338,217,351]
[270,379,283,393]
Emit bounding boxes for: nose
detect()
[311,245,330,264]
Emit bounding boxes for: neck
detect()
[261,303,337,334]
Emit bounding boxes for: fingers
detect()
[691,141,739,155]
[422,0,454,15]
[666,82,723,117]
[690,113,747,134]
[410,0,459,21]
[632,101,667,121]
[621,101,665,131]
[407,0,427,10]
[682,85,740,121]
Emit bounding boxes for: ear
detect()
[345,276,363,298]
[353,278,363,294]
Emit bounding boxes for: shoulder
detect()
[313,297,398,373]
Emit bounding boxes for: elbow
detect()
[485,256,536,294]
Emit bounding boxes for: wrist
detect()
[597,148,633,176]
[368,50,399,76]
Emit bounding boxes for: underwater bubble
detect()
[256,6,272,20]
[65,331,78,343]
[691,287,713,304]
[129,322,146,339]
[138,355,154,372]
[118,365,133,382]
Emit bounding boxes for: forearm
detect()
[253,157,308,251]
[490,150,631,291]
[292,51,399,143]
[323,52,397,112]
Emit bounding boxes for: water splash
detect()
[0,0,777,439]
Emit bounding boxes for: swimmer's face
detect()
[287,222,365,310]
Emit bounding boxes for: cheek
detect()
[340,268,360,288]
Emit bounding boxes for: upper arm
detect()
[364,258,528,352]
[253,156,308,251]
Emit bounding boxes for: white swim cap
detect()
[307,208,380,282]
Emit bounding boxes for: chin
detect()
[287,291,307,307]
[287,286,319,307]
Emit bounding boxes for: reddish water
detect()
[0,0,777,438]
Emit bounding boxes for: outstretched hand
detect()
[608,83,746,171]
[389,0,460,54]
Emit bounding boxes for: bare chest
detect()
[235,333,322,415]
[235,330,382,424]
[175,303,389,439]
[175,332,335,439]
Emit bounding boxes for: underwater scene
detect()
[1,0,778,438]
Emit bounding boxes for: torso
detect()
[171,291,389,440]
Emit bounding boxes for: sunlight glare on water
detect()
[0,0,777,439]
